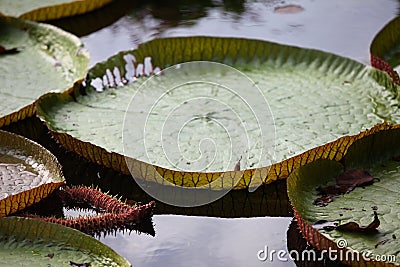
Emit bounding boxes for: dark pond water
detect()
[99,215,292,267]
[49,0,400,266]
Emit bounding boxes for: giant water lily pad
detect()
[0,216,130,266]
[371,16,400,72]
[0,129,65,217]
[287,128,400,266]
[0,0,113,21]
[370,16,400,85]
[0,16,88,127]
[37,37,400,190]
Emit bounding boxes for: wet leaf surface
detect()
[313,194,336,207]
[312,220,339,231]
[314,169,376,207]
[0,130,65,217]
[0,216,130,266]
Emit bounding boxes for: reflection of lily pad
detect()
[0,0,113,21]
[0,16,88,127]
[37,37,400,189]
[287,128,400,266]
[0,216,130,266]
[0,130,65,217]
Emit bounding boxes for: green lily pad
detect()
[0,0,113,21]
[0,16,88,127]
[370,16,400,86]
[0,216,130,266]
[37,37,400,189]
[371,16,400,71]
[0,129,65,217]
[287,128,400,266]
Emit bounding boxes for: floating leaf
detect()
[37,37,400,190]
[0,130,65,217]
[0,216,130,266]
[0,0,113,21]
[371,16,400,70]
[288,127,400,266]
[370,16,400,85]
[0,16,89,127]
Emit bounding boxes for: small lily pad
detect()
[0,129,65,217]
[0,216,130,266]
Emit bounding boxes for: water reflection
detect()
[286,219,348,267]
[50,0,399,66]
[49,0,250,38]
[100,215,294,267]
[49,0,139,37]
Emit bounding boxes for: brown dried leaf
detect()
[313,169,376,206]
[336,211,380,233]
[46,253,54,259]
[0,45,19,55]
[316,184,355,195]
[335,169,374,186]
